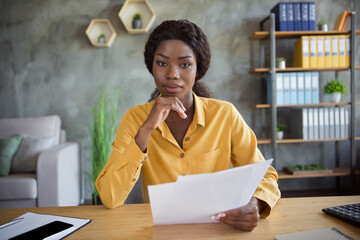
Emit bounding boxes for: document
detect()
[0,212,91,240]
[148,159,273,225]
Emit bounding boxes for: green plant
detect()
[133,12,141,20]
[276,123,288,132]
[318,20,328,25]
[87,90,118,205]
[276,57,286,62]
[98,33,105,39]
[323,79,346,94]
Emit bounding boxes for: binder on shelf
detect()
[317,36,325,68]
[346,34,351,67]
[283,73,291,105]
[329,107,335,139]
[333,10,348,31]
[331,35,339,67]
[308,2,316,31]
[313,108,319,139]
[308,108,314,140]
[340,107,346,139]
[286,2,294,31]
[294,36,310,68]
[324,107,330,139]
[300,2,309,31]
[290,72,297,105]
[290,108,308,140]
[309,36,317,68]
[319,108,324,139]
[276,73,284,105]
[304,72,312,104]
[311,72,319,104]
[271,2,287,31]
[324,36,332,67]
[334,107,340,139]
[345,106,349,138]
[297,72,305,104]
[338,35,346,67]
[293,2,302,31]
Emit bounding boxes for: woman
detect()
[96,19,280,231]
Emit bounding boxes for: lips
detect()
[164,84,181,94]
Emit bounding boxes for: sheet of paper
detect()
[0,212,91,240]
[148,159,273,225]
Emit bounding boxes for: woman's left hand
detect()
[212,197,264,231]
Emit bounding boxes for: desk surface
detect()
[1,196,359,239]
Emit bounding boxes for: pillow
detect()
[11,135,56,173]
[0,135,23,176]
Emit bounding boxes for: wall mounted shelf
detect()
[119,0,156,34]
[86,19,116,47]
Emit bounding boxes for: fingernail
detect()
[211,216,216,220]
[218,213,226,218]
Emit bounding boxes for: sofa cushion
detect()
[0,115,61,145]
[11,135,56,173]
[0,135,23,176]
[0,174,37,200]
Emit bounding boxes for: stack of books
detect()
[267,72,319,105]
[290,106,350,140]
[294,35,350,68]
[271,2,316,31]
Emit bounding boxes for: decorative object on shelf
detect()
[284,164,332,175]
[132,12,142,29]
[98,34,106,44]
[118,0,156,34]
[87,89,118,205]
[276,123,288,140]
[276,57,286,69]
[323,79,346,103]
[318,21,328,31]
[85,19,116,47]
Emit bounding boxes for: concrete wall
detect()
[1,0,359,200]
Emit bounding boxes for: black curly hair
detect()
[144,19,214,101]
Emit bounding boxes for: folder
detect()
[319,108,324,139]
[334,107,340,138]
[308,108,314,139]
[271,2,287,31]
[345,106,349,138]
[331,35,339,67]
[276,73,284,105]
[324,108,330,139]
[340,107,345,139]
[313,108,319,139]
[290,108,308,140]
[338,35,346,67]
[308,2,316,31]
[345,35,351,67]
[304,72,312,104]
[283,73,291,105]
[324,36,332,67]
[286,2,294,31]
[294,36,310,68]
[317,36,325,68]
[333,10,348,31]
[340,11,350,31]
[290,72,297,105]
[309,36,317,68]
[301,2,309,31]
[293,2,302,31]
[329,107,335,139]
[297,72,305,104]
[311,72,319,104]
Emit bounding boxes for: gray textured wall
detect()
[1,0,359,200]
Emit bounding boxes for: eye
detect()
[180,62,191,68]
[156,61,167,67]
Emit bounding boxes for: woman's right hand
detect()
[135,96,186,152]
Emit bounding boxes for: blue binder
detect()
[286,2,294,31]
[290,72,297,104]
[283,73,291,105]
[297,72,305,104]
[308,2,316,31]
[301,2,309,31]
[311,72,319,103]
[293,2,302,31]
[271,2,287,31]
[304,72,312,104]
[276,73,284,105]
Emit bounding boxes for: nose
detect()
[166,64,179,80]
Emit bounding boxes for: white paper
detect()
[0,212,91,240]
[148,159,273,225]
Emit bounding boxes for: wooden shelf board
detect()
[85,19,117,47]
[278,168,351,179]
[249,30,360,40]
[249,66,360,73]
[251,102,358,108]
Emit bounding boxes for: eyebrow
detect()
[156,53,193,60]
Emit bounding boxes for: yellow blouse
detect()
[96,93,281,217]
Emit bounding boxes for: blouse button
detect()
[185,137,190,141]
[180,153,185,158]
[132,178,136,182]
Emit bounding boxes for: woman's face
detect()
[152,40,197,102]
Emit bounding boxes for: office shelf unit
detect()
[249,13,358,187]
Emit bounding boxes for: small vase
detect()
[318,24,328,32]
[98,37,105,44]
[329,92,341,103]
[132,19,142,29]
[277,131,284,140]
[277,60,286,69]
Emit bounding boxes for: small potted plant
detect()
[318,21,328,32]
[132,12,142,29]
[98,34,106,44]
[276,57,286,69]
[323,79,346,103]
[276,123,288,140]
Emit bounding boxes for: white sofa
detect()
[0,115,81,208]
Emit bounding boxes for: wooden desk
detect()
[0,196,359,239]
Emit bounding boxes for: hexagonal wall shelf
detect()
[86,19,116,47]
[119,0,156,34]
